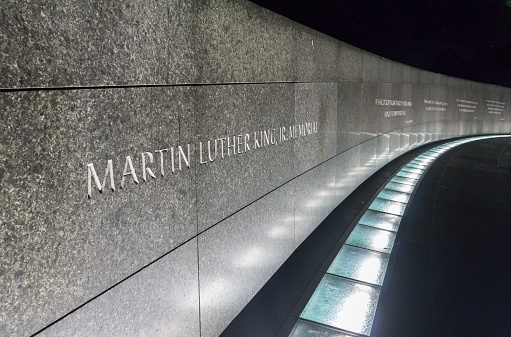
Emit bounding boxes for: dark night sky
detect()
[251,0,511,87]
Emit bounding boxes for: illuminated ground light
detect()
[289,135,510,337]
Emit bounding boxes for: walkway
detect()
[220,135,511,337]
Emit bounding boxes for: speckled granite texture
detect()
[1,0,511,336]
[194,83,295,232]
[0,0,196,88]
[194,0,297,84]
[35,239,200,337]
[293,82,338,174]
[1,87,197,336]
[198,182,295,337]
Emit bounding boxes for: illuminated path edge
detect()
[288,134,511,337]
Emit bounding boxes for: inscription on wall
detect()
[486,100,505,115]
[197,122,317,165]
[375,98,412,118]
[424,99,448,112]
[87,121,318,198]
[457,99,478,113]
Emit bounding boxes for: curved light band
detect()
[289,135,511,337]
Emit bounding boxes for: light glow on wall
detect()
[291,135,511,336]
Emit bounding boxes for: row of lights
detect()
[289,135,510,337]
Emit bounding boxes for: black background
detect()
[251,0,511,87]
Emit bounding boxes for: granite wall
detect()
[1,0,510,336]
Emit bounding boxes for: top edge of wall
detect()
[1,0,508,91]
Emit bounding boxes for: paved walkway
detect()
[375,136,511,337]
[220,136,511,337]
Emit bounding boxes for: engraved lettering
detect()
[254,132,261,149]
[86,120,320,198]
[208,140,217,162]
[121,156,139,188]
[299,124,305,137]
[178,145,190,170]
[384,110,406,118]
[141,152,156,182]
[170,147,175,173]
[219,138,226,159]
[263,129,270,146]
[87,160,115,198]
[199,142,207,165]
[227,136,236,156]
[280,127,287,142]
[375,99,412,106]
[155,149,168,176]
[237,135,243,154]
[244,134,251,152]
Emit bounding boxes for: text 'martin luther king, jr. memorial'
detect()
[1,1,510,336]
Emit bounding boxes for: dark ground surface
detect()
[374,136,511,337]
[220,136,511,337]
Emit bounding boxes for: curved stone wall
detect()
[1,0,510,336]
